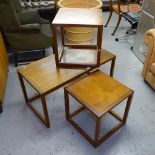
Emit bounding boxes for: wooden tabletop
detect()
[60,48,97,65]
[66,71,133,117]
[17,55,87,94]
[52,8,103,26]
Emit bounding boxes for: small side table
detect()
[52,8,103,68]
[64,71,134,147]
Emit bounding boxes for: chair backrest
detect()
[110,0,141,13]
[142,29,155,78]
[12,0,22,13]
[0,0,21,32]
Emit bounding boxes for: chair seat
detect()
[41,24,52,36]
[112,4,141,13]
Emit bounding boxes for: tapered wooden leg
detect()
[64,89,70,120]
[110,56,116,77]
[112,15,122,35]
[17,72,29,104]
[123,92,134,124]
[105,10,113,27]
[94,116,101,147]
[0,104,3,113]
[41,95,50,128]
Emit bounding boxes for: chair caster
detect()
[115,38,119,41]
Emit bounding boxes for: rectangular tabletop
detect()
[52,8,103,26]
[17,55,87,94]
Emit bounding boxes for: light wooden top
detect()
[66,71,133,117]
[52,8,103,26]
[60,48,97,65]
[17,49,115,95]
[17,55,87,94]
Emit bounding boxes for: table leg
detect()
[123,92,134,124]
[64,89,70,120]
[94,116,101,147]
[110,56,116,77]
[17,72,29,104]
[17,72,50,128]
[41,95,50,128]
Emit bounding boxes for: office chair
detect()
[115,11,140,42]
[105,0,141,35]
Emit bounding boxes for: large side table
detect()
[17,50,116,128]
[64,70,134,147]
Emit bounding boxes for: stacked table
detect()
[17,8,134,148]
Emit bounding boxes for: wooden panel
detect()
[66,71,133,117]
[0,32,9,72]
[0,61,6,104]
[0,32,8,107]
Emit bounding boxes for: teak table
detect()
[52,8,103,67]
[64,70,134,147]
[17,50,116,128]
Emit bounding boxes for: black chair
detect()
[115,12,140,42]
[104,0,141,35]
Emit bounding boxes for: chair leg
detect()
[0,104,3,113]
[104,10,113,27]
[42,48,45,56]
[112,15,122,36]
[14,52,18,67]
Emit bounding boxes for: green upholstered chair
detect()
[0,0,53,66]
[12,0,50,24]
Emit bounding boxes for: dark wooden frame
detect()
[64,88,134,148]
[52,25,103,68]
[17,72,50,127]
[17,69,89,128]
